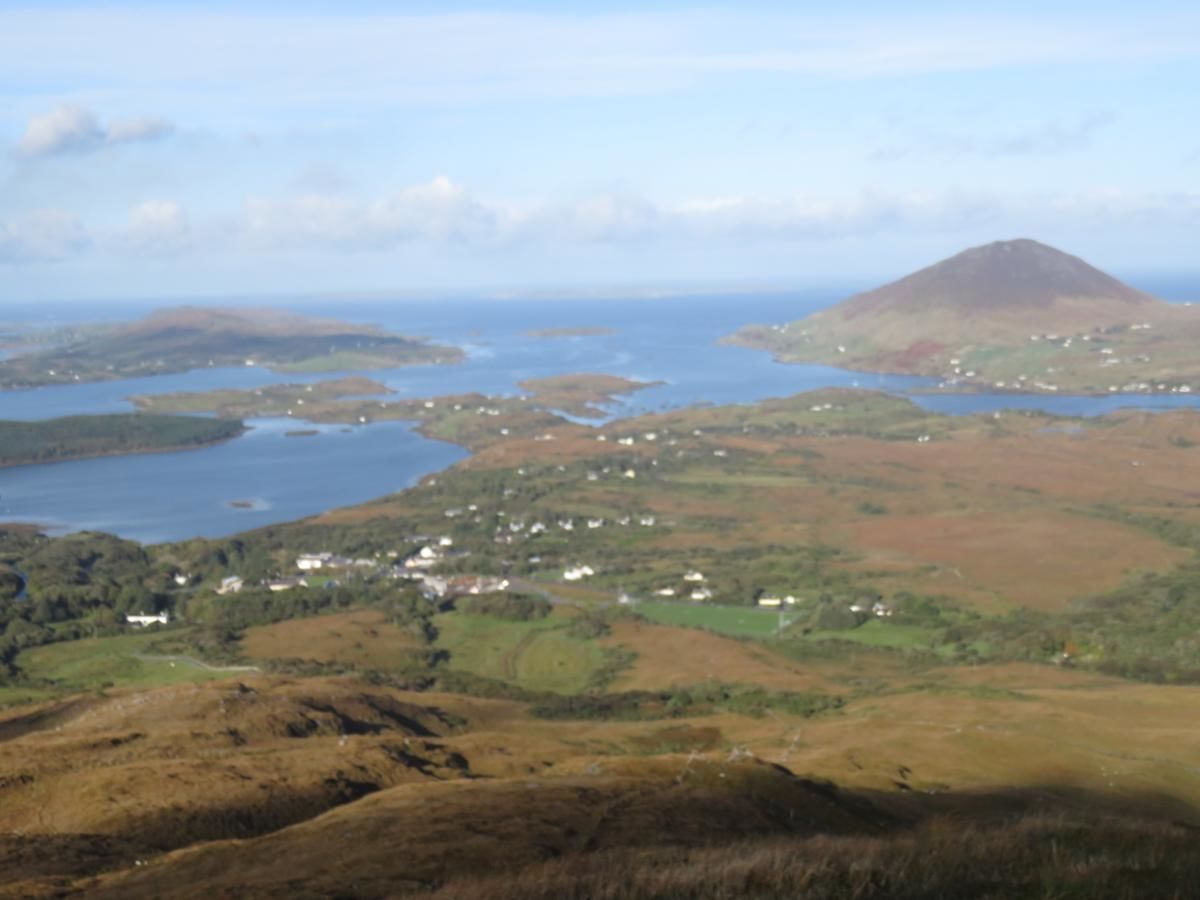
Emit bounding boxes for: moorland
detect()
[4,369,1200,896]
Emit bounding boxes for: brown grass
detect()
[240,608,423,671]
[601,621,834,693]
[422,814,1200,900]
[851,509,1187,611]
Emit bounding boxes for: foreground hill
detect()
[729,239,1200,394]
[0,306,463,389]
[1,673,1198,898]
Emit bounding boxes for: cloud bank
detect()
[16,104,175,157]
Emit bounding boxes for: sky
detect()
[1,0,1199,302]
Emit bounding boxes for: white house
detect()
[267,576,307,592]
[654,587,676,597]
[757,596,783,608]
[216,576,243,595]
[563,564,596,582]
[297,552,332,571]
[172,573,190,587]
[126,611,170,627]
[690,587,713,601]
[683,571,706,583]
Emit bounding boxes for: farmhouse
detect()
[267,576,307,592]
[216,576,243,595]
[448,575,510,596]
[297,552,332,571]
[563,564,596,582]
[126,611,170,627]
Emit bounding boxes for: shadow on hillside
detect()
[24,764,1200,900]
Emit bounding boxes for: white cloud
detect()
[0,209,89,263]
[232,177,1015,253]
[124,200,191,254]
[16,103,175,157]
[241,176,503,250]
[16,105,105,157]
[230,177,1200,259]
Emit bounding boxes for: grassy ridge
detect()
[0,414,245,467]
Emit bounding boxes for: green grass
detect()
[636,601,789,638]
[15,630,239,692]
[0,685,57,709]
[433,612,606,694]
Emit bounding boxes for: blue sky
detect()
[1,1,1198,302]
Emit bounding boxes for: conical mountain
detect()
[836,239,1156,321]
[727,239,1195,392]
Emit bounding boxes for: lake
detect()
[2,290,1200,542]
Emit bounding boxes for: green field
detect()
[433,611,607,694]
[0,685,56,709]
[635,601,790,638]
[15,631,241,693]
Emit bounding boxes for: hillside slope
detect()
[729,239,1200,394]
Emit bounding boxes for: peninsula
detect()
[0,414,245,468]
[0,306,464,389]
[729,239,1200,395]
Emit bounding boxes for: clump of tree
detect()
[0,414,243,467]
[457,593,551,621]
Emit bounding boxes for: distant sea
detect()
[2,279,1199,543]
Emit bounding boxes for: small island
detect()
[130,372,658,451]
[0,414,245,468]
[0,307,465,390]
[525,326,617,339]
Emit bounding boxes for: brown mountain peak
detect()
[840,238,1158,319]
